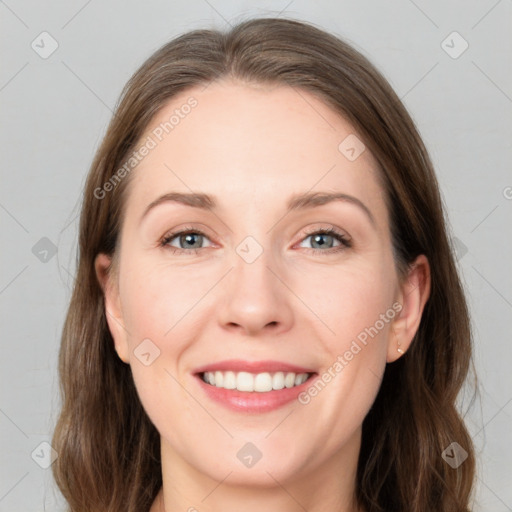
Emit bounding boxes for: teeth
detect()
[272,372,285,390]
[202,371,310,392]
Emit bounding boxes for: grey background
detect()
[1,1,511,510]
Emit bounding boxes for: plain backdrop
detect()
[1,1,511,510]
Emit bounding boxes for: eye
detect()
[160,225,352,256]
[160,227,213,255]
[297,226,352,255]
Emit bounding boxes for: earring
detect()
[397,341,404,354]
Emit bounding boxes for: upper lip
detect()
[193,359,316,375]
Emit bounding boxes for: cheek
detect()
[295,263,394,417]
[294,260,395,347]
[342,271,395,368]
[118,262,199,436]
[118,257,211,405]
[119,258,206,341]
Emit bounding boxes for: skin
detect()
[95,79,430,512]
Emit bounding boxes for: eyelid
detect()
[159,224,215,251]
[299,224,352,243]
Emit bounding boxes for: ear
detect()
[95,253,130,364]
[387,254,431,362]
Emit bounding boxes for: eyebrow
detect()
[141,191,376,226]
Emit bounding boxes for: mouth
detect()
[192,360,318,413]
[199,370,314,392]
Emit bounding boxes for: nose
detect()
[216,246,294,337]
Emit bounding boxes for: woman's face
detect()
[96,79,428,490]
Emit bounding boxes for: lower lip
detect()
[195,373,317,413]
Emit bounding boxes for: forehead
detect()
[123,79,386,222]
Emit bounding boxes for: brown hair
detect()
[51,17,477,511]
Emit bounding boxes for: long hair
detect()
[51,17,477,511]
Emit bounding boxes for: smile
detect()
[193,360,318,413]
[201,370,312,392]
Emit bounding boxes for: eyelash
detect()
[160,225,352,256]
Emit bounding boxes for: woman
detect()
[51,17,477,512]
